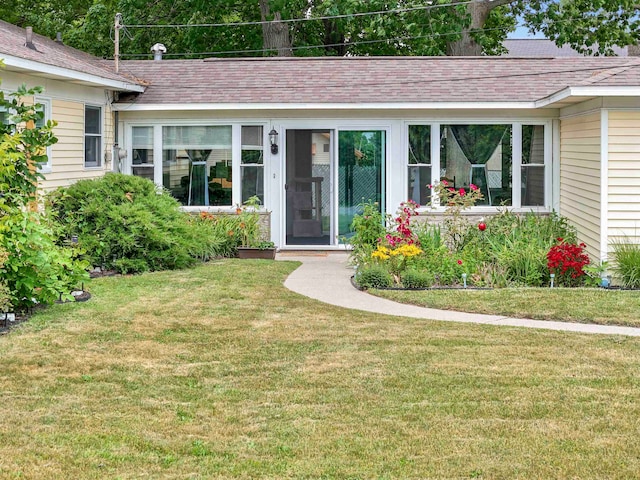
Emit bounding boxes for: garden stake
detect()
[462,273,467,289]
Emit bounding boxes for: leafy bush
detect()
[48,173,222,273]
[348,200,386,266]
[611,239,640,288]
[402,269,435,289]
[0,83,88,309]
[547,238,590,287]
[356,265,393,289]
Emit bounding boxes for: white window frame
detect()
[240,125,265,204]
[406,124,433,206]
[84,104,103,169]
[124,122,269,212]
[405,120,552,212]
[35,97,52,173]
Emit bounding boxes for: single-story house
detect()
[2,20,639,264]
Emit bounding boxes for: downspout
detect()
[113,109,120,172]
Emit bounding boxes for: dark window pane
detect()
[408,166,431,206]
[242,166,264,203]
[132,166,154,181]
[85,106,101,134]
[408,125,430,165]
[522,165,545,206]
[522,125,544,165]
[85,136,101,167]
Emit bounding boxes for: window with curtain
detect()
[440,124,513,206]
[522,125,545,206]
[407,125,431,205]
[162,126,232,206]
[241,126,264,203]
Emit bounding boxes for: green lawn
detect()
[1,260,640,478]
[371,287,640,327]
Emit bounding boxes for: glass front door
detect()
[285,130,332,245]
[338,130,385,242]
[284,128,385,246]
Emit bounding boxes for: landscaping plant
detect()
[347,200,386,266]
[546,238,590,287]
[48,173,222,273]
[610,238,640,288]
[0,82,88,309]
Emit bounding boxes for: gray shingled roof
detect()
[116,56,640,106]
[503,39,629,57]
[0,20,141,87]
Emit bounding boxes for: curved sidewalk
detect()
[279,252,640,337]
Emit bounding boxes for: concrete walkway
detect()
[279,252,640,337]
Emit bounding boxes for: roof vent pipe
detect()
[151,43,167,61]
[25,26,36,50]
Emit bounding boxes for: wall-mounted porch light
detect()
[269,128,279,155]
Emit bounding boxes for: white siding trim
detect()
[2,54,144,92]
[552,120,561,212]
[512,123,522,208]
[600,109,609,262]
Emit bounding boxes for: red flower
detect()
[469,183,479,191]
[459,188,465,196]
[457,259,463,265]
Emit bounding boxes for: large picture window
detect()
[162,126,232,206]
[84,105,102,168]
[409,123,548,209]
[441,124,513,206]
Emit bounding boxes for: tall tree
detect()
[1,0,638,58]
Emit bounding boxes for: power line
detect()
[123,0,480,29]
[118,24,519,59]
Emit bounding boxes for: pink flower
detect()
[469,183,478,191]
[459,188,465,196]
[441,180,448,186]
[448,188,456,193]
[427,184,433,189]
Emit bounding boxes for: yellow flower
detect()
[371,246,390,260]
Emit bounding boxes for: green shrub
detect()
[348,200,387,266]
[611,239,640,288]
[356,265,393,289]
[0,83,88,310]
[461,211,578,286]
[402,269,435,289]
[48,173,222,273]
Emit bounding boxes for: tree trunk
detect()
[259,0,293,57]
[445,0,515,56]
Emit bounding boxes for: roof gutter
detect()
[1,53,144,92]
[111,101,538,112]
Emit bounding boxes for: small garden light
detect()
[462,272,467,289]
[550,273,555,289]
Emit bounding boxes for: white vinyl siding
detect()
[559,113,601,261]
[40,99,107,191]
[607,110,640,245]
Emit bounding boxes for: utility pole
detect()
[114,13,122,73]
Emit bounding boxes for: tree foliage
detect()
[0,77,89,310]
[0,0,638,58]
